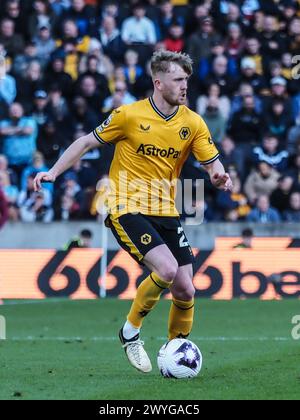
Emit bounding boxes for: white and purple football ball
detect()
[157,338,202,379]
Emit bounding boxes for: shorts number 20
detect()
[178,227,189,248]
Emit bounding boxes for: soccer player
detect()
[34,51,232,373]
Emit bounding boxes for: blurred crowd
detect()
[0,0,300,227]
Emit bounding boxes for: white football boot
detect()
[119,328,152,373]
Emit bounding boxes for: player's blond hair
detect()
[150,50,193,77]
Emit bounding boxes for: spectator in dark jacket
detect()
[77,54,110,98]
[229,95,264,145]
[264,99,294,141]
[16,60,45,111]
[0,17,24,58]
[287,120,300,155]
[263,76,293,115]
[283,192,300,222]
[259,15,287,69]
[2,0,29,37]
[287,16,300,57]
[187,16,221,65]
[237,57,266,94]
[76,75,106,115]
[203,54,237,96]
[98,15,124,62]
[44,56,73,99]
[252,134,289,172]
[287,154,300,188]
[270,175,295,214]
[70,96,99,134]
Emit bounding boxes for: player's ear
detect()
[153,77,162,91]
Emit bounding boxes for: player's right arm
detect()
[33,132,100,191]
[34,106,126,191]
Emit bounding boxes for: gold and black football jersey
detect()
[93,97,219,217]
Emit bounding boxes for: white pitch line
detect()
[1,299,75,306]
[4,336,291,342]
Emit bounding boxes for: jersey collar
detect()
[149,97,179,121]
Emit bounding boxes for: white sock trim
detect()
[123,320,140,340]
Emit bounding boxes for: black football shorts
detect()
[106,213,194,267]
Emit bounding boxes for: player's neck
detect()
[151,93,179,118]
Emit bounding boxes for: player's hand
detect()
[211,173,233,192]
[33,172,56,192]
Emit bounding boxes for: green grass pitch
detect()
[0,299,299,400]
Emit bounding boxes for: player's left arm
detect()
[191,116,233,192]
[203,158,233,192]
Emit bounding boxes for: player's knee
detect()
[173,284,195,301]
[181,285,195,301]
[158,260,179,283]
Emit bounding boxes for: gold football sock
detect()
[127,273,172,329]
[168,298,195,340]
